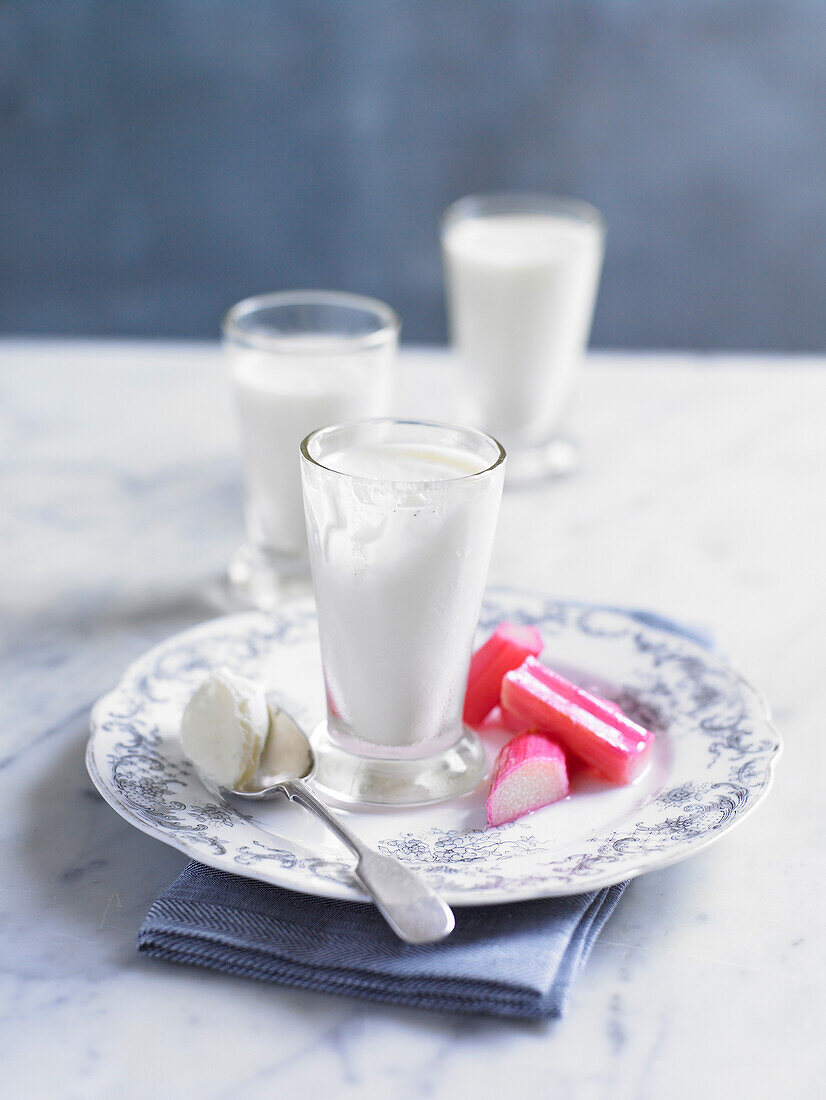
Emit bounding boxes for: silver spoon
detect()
[214,704,455,945]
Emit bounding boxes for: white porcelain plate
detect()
[87,590,781,905]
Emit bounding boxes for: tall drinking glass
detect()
[221,291,399,607]
[300,418,506,805]
[442,193,605,482]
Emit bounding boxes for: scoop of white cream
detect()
[180,668,270,788]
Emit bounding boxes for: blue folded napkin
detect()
[139,864,625,1019]
[138,608,710,1020]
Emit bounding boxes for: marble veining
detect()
[1,341,824,1099]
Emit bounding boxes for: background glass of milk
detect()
[441,193,605,482]
[221,291,399,607]
[300,418,506,805]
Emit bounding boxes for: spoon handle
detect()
[282,779,455,945]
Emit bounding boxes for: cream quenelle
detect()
[180,668,270,788]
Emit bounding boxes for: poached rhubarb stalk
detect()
[500,692,623,734]
[501,657,654,784]
[463,622,543,727]
[498,704,530,733]
[486,731,569,827]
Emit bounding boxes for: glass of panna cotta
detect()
[221,291,399,607]
[441,193,605,483]
[300,418,506,805]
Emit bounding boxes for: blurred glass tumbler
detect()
[221,291,399,607]
[300,418,506,805]
[441,193,605,482]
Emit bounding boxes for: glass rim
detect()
[440,191,606,236]
[300,417,507,486]
[221,290,401,354]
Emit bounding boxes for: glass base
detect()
[226,542,310,610]
[505,436,579,486]
[310,721,487,807]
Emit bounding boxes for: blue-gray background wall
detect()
[2,1,825,349]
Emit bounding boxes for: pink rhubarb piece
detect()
[498,703,531,733]
[486,731,569,827]
[463,622,543,727]
[500,693,622,734]
[501,657,654,785]
[593,695,624,717]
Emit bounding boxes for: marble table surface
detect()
[2,340,824,1099]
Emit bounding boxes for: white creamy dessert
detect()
[180,668,270,788]
[302,435,504,751]
[229,337,393,555]
[442,211,604,448]
[320,441,484,480]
